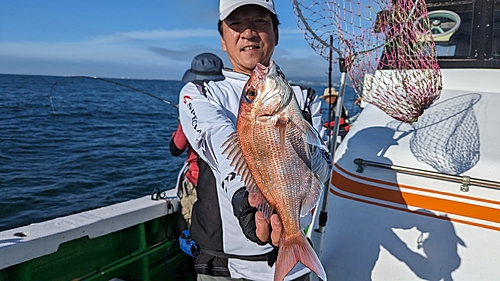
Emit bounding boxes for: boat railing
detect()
[354,158,500,192]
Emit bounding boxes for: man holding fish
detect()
[178,0,331,280]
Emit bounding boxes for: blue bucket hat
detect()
[182,52,225,84]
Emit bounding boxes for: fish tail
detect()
[274,234,327,281]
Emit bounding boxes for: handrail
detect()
[353,158,500,192]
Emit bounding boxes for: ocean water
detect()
[0,74,361,232]
[0,74,185,231]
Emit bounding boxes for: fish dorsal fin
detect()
[221,132,274,221]
[300,174,324,217]
[222,132,258,192]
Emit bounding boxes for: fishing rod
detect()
[327,35,335,146]
[49,75,179,113]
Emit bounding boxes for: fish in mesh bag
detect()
[293,0,443,123]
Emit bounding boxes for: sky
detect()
[0,1,332,81]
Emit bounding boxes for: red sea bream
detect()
[222,61,327,281]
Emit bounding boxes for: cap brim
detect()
[182,70,225,84]
[320,94,338,98]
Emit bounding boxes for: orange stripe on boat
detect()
[334,163,500,206]
[330,164,500,231]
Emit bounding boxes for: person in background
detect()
[320,87,350,141]
[181,52,225,85]
[178,1,332,280]
[170,52,224,230]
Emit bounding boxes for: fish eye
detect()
[246,88,257,101]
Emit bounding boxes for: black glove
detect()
[231,187,267,245]
[266,247,278,267]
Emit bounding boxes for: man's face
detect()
[220,5,278,75]
[325,96,338,105]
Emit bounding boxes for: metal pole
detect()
[327,35,334,144]
[311,58,347,264]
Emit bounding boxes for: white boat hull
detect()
[317,68,500,280]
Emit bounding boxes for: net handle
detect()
[292,0,342,58]
[292,0,390,60]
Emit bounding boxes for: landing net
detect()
[293,0,442,123]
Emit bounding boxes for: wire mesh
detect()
[293,0,443,123]
[387,93,481,174]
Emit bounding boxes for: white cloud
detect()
[0,27,333,80]
[0,28,222,64]
[90,29,219,44]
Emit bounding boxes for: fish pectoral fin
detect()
[277,116,289,156]
[301,119,323,147]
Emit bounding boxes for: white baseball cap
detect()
[219,0,276,21]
